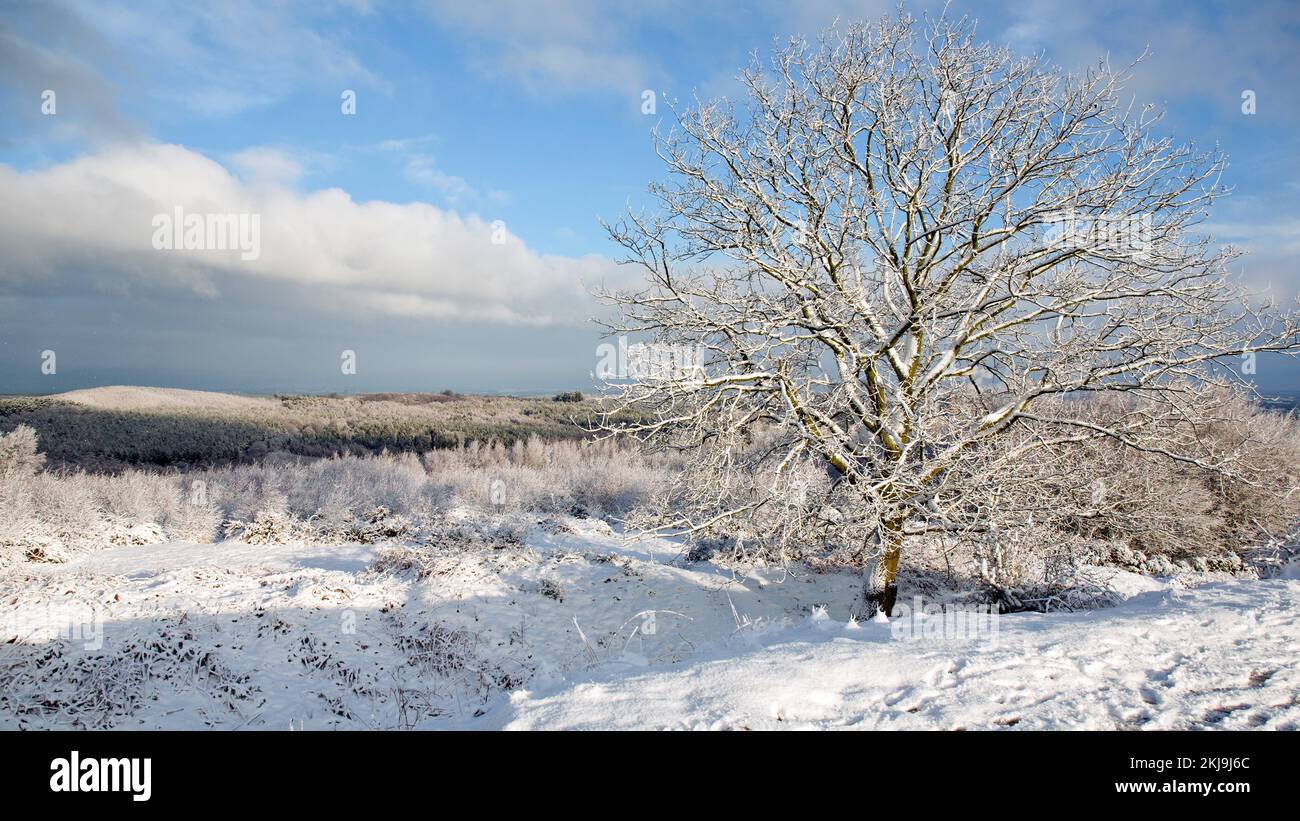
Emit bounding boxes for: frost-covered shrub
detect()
[107,521,167,547]
[965,529,1121,612]
[537,578,565,602]
[366,544,452,580]
[206,466,292,524]
[323,506,414,544]
[0,465,223,568]
[0,425,44,476]
[195,452,440,527]
[1018,391,1300,564]
[423,436,675,517]
[0,430,674,565]
[221,511,310,545]
[21,538,69,564]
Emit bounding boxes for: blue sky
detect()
[1,0,1298,394]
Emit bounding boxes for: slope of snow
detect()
[484,580,1299,730]
[2,516,1295,730]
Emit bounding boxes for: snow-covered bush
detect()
[107,521,167,547]
[222,511,311,545]
[0,465,221,568]
[323,506,414,544]
[1012,391,1300,565]
[423,436,676,517]
[0,424,44,476]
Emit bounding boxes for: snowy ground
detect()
[2,514,1297,730]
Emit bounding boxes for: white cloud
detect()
[420,0,667,95]
[0,143,618,326]
[44,0,384,117]
[229,147,306,186]
[401,155,512,207]
[1000,0,1300,122]
[369,135,511,207]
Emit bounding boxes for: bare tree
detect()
[598,11,1300,615]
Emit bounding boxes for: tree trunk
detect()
[862,522,903,618]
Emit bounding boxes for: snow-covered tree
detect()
[599,11,1300,615]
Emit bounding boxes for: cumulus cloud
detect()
[0,143,619,325]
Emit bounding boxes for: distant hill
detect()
[53,386,277,411]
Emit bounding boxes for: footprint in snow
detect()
[1139,686,1163,705]
[922,659,964,688]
